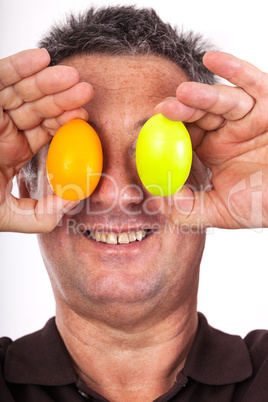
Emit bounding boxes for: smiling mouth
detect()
[82,229,153,245]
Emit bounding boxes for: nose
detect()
[89,147,144,213]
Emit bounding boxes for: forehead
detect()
[62,54,187,107]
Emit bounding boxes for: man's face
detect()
[36,55,206,326]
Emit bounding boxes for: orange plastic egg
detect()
[46,119,103,201]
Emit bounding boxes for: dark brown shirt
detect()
[1,313,268,401]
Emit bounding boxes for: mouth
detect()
[81,229,153,245]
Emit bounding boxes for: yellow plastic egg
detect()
[136,114,192,196]
[46,119,103,201]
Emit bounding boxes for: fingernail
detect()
[154,97,178,113]
[60,201,80,214]
[157,97,177,107]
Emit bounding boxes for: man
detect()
[1,5,268,401]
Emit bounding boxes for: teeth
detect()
[128,231,137,242]
[88,229,149,244]
[100,233,107,243]
[107,233,117,244]
[118,233,129,244]
[95,231,101,242]
[136,230,146,241]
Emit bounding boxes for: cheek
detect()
[165,232,205,297]
[37,228,75,300]
[161,229,205,267]
[151,230,205,308]
[38,231,61,274]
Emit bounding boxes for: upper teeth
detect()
[85,230,148,244]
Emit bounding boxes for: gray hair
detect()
[39,5,216,84]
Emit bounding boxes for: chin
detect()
[74,265,164,306]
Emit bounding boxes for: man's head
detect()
[22,6,214,329]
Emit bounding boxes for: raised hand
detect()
[156,52,268,229]
[0,49,94,232]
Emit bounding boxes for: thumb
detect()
[36,195,80,232]
[171,187,217,230]
[6,194,79,233]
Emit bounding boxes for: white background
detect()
[0,0,268,340]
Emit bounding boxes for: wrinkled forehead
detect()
[62,53,188,82]
[60,54,188,109]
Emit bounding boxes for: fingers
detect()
[41,108,90,135]
[0,49,50,89]
[0,65,81,109]
[6,81,94,130]
[203,51,268,100]
[154,97,206,122]
[177,82,255,121]
[0,47,94,134]
[155,51,268,147]
[156,82,255,125]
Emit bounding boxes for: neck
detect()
[56,302,198,401]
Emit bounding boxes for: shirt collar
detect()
[4,317,77,386]
[4,313,253,387]
[183,313,252,385]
